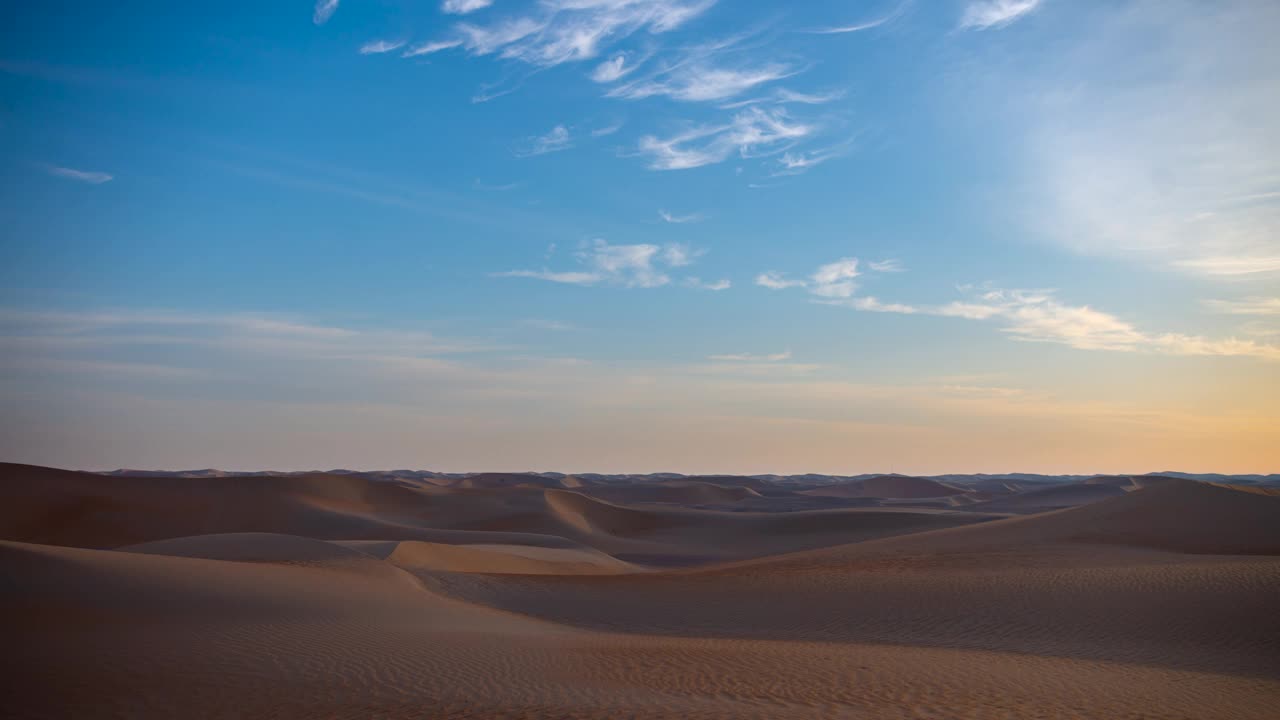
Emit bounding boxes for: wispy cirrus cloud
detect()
[343,1,848,177]
[450,0,715,68]
[609,62,797,103]
[442,0,494,15]
[591,52,647,83]
[807,3,904,35]
[821,286,1280,362]
[591,120,625,137]
[683,277,730,290]
[45,166,112,184]
[868,259,904,272]
[959,0,1041,30]
[495,270,602,285]
[773,143,849,176]
[360,39,407,55]
[756,256,901,296]
[638,106,813,170]
[517,124,572,156]
[809,258,862,298]
[1204,297,1280,316]
[403,40,464,57]
[495,239,705,288]
[754,271,806,290]
[661,243,703,266]
[0,307,490,359]
[313,0,340,25]
[658,209,704,223]
[708,351,791,361]
[1173,256,1280,277]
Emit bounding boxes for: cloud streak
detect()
[658,209,704,223]
[313,0,339,25]
[360,39,407,55]
[442,0,494,15]
[638,106,813,170]
[826,286,1280,362]
[959,0,1041,30]
[46,166,112,184]
[450,0,716,68]
[609,62,797,103]
[708,351,791,361]
[517,125,572,156]
[404,40,464,57]
[496,239,706,288]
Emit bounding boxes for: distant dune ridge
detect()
[3,462,1279,719]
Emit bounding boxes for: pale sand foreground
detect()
[3,463,1279,719]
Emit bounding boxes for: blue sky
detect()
[1,0,1277,473]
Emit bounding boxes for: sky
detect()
[1,0,1277,474]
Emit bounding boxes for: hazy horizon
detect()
[2,0,1277,473]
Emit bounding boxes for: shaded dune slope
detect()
[966,481,1129,513]
[422,481,1280,677]
[801,475,967,499]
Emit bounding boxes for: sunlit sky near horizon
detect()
[1,0,1278,474]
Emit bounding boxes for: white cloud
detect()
[822,286,1280,361]
[658,209,704,224]
[868,259,904,272]
[0,308,488,357]
[403,40,464,57]
[808,5,902,35]
[591,53,642,83]
[360,39,406,55]
[1173,256,1280,277]
[493,270,603,285]
[809,258,861,298]
[638,107,813,170]
[443,0,494,15]
[497,239,705,288]
[959,0,1041,30]
[683,277,730,290]
[774,146,844,175]
[773,88,845,105]
[661,243,702,266]
[609,63,796,103]
[1204,298,1280,316]
[46,166,112,184]
[708,351,791,362]
[454,0,714,68]
[313,0,339,25]
[845,296,919,314]
[456,17,547,56]
[591,121,625,137]
[518,125,572,156]
[717,87,845,110]
[755,271,805,290]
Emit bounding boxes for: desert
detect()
[3,462,1278,719]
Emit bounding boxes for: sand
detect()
[3,462,1279,719]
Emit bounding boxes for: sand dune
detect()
[4,464,1280,718]
[801,474,967,499]
[579,480,761,505]
[123,531,374,564]
[424,482,1280,678]
[967,480,1129,513]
